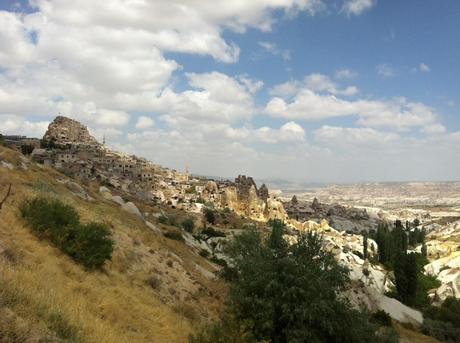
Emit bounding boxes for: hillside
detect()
[1,145,448,343]
[0,145,226,342]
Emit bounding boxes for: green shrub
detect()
[182,218,195,233]
[201,227,225,239]
[423,297,460,342]
[19,197,113,269]
[204,208,216,224]
[19,197,80,244]
[146,275,162,289]
[422,319,460,342]
[199,249,210,258]
[164,230,184,242]
[210,255,227,267]
[168,214,177,226]
[158,214,169,224]
[370,310,392,327]
[64,222,114,269]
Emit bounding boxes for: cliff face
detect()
[44,116,98,145]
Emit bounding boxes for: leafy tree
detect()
[394,252,418,306]
[0,134,4,146]
[216,222,377,343]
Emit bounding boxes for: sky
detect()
[0,0,459,183]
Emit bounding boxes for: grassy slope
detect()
[0,146,225,342]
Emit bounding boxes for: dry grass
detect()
[0,146,225,342]
[394,323,441,343]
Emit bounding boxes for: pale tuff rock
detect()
[99,186,113,200]
[44,116,98,145]
[343,285,423,326]
[378,293,423,325]
[145,221,163,235]
[0,161,14,170]
[121,202,143,219]
[424,251,460,303]
[57,178,93,201]
[111,195,125,206]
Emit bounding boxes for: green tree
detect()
[394,252,418,306]
[219,223,377,343]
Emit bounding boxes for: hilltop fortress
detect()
[29,116,287,221]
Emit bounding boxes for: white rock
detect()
[111,195,124,206]
[0,161,14,170]
[378,293,423,325]
[121,201,143,219]
[145,221,163,235]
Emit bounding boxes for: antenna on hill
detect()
[103,134,106,146]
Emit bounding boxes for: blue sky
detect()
[0,0,459,182]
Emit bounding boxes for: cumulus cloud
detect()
[0,115,49,138]
[412,63,430,73]
[376,64,395,78]
[0,0,321,131]
[265,85,439,130]
[258,41,291,61]
[315,125,398,145]
[304,73,358,96]
[135,116,155,130]
[342,0,376,16]
[422,123,446,135]
[334,68,356,79]
[269,73,358,98]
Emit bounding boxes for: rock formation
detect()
[44,116,98,145]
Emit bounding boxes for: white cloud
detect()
[153,71,256,123]
[315,125,398,145]
[265,86,439,130]
[304,73,359,96]
[135,116,155,130]
[334,68,356,79]
[0,115,48,138]
[422,123,446,135]
[419,63,430,72]
[342,0,376,16]
[269,80,302,98]
[376,64,395,78]
[269,73,358,98]
[0,0,322,132]
[258,41,291,61]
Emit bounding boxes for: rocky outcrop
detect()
[258,184,269,201]
[44,116,98,145]
[424,251,460,303]
[121,201,143,219]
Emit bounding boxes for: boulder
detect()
[121,202,143,219]
[111,195,124,206]
[145,221,163,235]
[99,186,112,200]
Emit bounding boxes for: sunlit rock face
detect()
[44,116,98,145]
